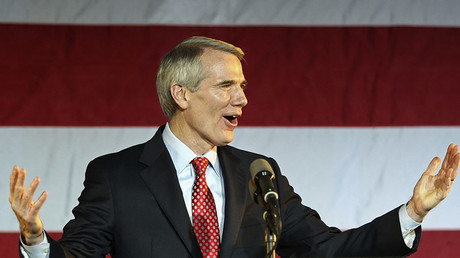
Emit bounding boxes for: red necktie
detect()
[191,157,220,258]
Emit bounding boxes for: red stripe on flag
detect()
[1,24,460,126]
[1,231,459,257]
[0,232,110,257]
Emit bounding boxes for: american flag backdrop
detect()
[1,1,460,257]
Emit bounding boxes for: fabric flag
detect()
[1,1,460,257]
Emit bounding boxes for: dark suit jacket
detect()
[42,125,420,257]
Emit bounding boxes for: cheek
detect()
[208,95,230,115]
[213,90,231,104]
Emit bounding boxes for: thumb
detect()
[423,157,441,177]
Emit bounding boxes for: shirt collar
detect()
[162,123,218,175]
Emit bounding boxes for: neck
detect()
[168,117,216,155]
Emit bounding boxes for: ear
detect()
[170,83,189,110]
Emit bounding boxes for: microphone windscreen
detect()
[249,158,274,179]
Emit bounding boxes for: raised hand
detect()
[407,144,460,222]
[9,166,48,245]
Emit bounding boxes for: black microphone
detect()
[249,158,282,237]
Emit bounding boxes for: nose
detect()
[232,85,248,107]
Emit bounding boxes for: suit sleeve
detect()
[46,159,115,258]
[268,158,421,257]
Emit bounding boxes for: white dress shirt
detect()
[162,123,226,238]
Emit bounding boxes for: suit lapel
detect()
[138,126,202,258]
[218,146,250,258]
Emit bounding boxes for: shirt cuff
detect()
[20,232,50,258]
[399,204,421,248]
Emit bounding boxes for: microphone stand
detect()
[265,227,277,258]
[263,207,280,258]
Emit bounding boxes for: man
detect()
[10,36,459,257]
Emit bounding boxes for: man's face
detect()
[181,49,248,153]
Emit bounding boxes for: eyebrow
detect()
[215,80,248,86]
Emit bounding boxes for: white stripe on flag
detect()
[1,126,459,231]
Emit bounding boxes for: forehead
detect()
[200,49,244,78]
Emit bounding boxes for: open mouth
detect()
[224,115,239,125]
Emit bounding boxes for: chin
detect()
[217,133,234,146]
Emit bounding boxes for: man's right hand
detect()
[9,165,48,246]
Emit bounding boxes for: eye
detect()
[218,83,232,91]
[240,83,248,90]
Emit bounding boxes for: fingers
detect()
[30,191,48,218]
[441,144,453,170]
[20,177,41,211]
[9,166,47,217]
[443,144,460,180]
[447,153,459,183]
[9,166,19,202]
[438,168,456,198]
[451,153,459,174]
[450,146,460,179]
[10,167,27,206]
[435,144,460,179]
[441,143,459,170]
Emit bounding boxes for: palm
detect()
[409,144,459,222]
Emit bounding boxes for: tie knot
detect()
[192,157,209,177]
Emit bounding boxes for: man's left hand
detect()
[407,143,459,222]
